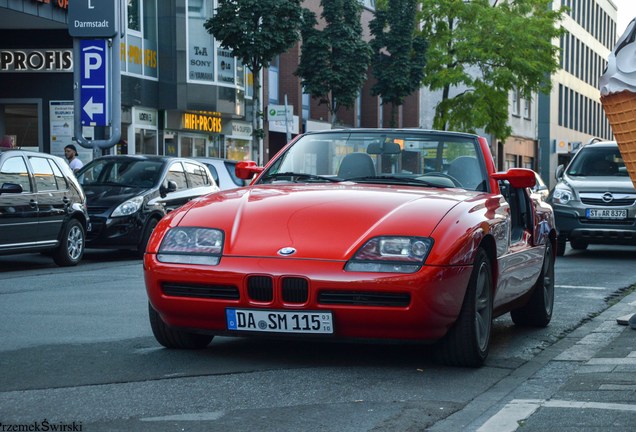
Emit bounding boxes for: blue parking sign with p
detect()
[80,39,109,126]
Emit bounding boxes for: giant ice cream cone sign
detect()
[600,18,636,187]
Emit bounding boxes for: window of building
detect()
[511,88,520,116]
[135,128,157,155]
[123,0,158,79]
[268,56,280,105]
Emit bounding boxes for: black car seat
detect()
[337,153,376,179]
[447,156,484,190]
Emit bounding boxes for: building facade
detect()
[538,0,617,187]
[0,0,254,165]
[1,0,617,178]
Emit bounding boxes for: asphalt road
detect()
[0,244,634,431]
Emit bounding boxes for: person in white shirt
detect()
[64,144,84,173]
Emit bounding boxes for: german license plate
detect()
[226,309,333,334]
[586,209,627,219]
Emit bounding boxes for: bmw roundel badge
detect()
[278,247,297,256]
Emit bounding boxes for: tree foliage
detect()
[419,0,565,140]
[295,0,372,125]
[204,0,303,154]
[369,0,428,127]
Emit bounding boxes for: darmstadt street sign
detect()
[79,39,108,127]
[68,0,117,38]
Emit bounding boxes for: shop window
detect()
[135,129,157,155]
[181,136,194,157]
[194,137,206,157]
[0,103,39,149]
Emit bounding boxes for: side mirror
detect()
[236,161,264,180]
[0,182,23,195]
[159,180,177,198]
[491,168,536,189]
[555,164,564,180]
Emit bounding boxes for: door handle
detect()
[29,199,37,208]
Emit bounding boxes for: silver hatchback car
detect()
[549,141,636,255]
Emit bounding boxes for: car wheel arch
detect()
[477,234,498,295]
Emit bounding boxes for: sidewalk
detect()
[477,289,636,431]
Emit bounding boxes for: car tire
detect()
[510,242,555,327]
[52,219,85,266]
[137,218,159,258]
[556,237,566,256]
[148,303,213,349]
[569,239,588,250]
[434,248,492,367]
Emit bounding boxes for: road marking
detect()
[142,411,225,421]
[478,399,636,432]
[556,285,606,290]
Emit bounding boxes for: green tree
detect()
[204,0,303,160]
[419,0,565,141]
[369,0,427,127]
[295,0,372,126]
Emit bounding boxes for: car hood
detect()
[564,175,636,193]
[177,184,477,260]
[84,185,150,210]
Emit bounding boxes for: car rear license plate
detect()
[226,309,333,334]
[586,209,628,219]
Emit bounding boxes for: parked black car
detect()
[0,149,89,266]
[76,155,219,256]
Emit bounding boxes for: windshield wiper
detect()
[260,172,340,183]
[343,176,440,187]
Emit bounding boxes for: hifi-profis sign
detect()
[68,0,117,38]
[80,39,109,126]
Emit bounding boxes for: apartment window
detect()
[523,97,531,119]
[511,88,520,116]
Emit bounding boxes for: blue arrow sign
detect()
[80,39,109,126]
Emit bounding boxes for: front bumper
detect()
[86,214,144,248]
[553,206,636,245]
[144,254,473,342]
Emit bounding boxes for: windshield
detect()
[76,158,165,188]
[566,146,628,177]
[258,131,487,191]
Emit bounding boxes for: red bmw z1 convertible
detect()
[144,129,556,367]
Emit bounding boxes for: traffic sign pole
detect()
[69,0,121,151]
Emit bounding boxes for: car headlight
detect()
[111,196,144,217]
[552,185,574,205]
[157,227,224,265]
[345,236,433,273]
